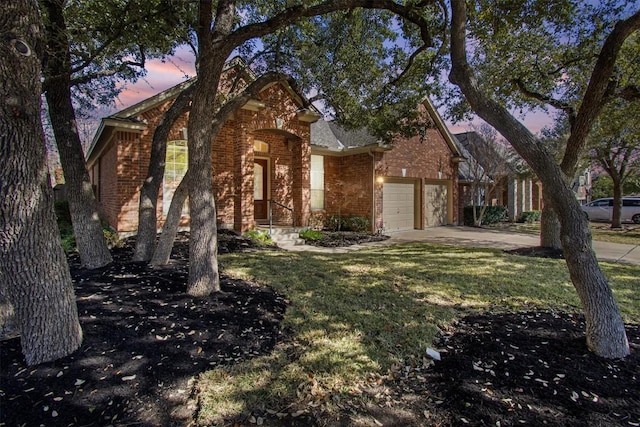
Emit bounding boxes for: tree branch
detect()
[561,8,640,175]
[225,0,436,51]
[512,78,576,126]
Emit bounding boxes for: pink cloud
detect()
[115,46,196,110]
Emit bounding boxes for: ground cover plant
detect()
[1,233,639,426]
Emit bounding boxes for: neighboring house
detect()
[454,132,542,221]
[87,63,464,234]
[572,167,592,204]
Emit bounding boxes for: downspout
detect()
[368,148,376,234]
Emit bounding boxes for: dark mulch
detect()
[301,231,389,247]
[0,232,287,426]
[2,232,639,427]
[505,246,564,259]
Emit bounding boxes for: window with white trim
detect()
[310,155,325,210]
[163,140,188,215]
[254,140,269,153]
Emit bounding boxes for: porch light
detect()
[376,176,384,184]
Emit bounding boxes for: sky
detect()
[111,46,554,139]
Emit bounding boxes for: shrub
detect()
[299,229,323,241]
[54,201,122,251]
[55,201,75,253]
[324,215,370,232]
[103,225,122,248]
[344,216,370,232]
[463,205,508,226]
[243,230,273,246]
[519,210,541,223]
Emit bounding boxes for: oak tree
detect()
[1,0,83,365]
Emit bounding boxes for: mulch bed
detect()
[2,234,639,426]
[0,232,287,426]
[301,231,389,247]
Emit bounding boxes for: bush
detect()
[54,201,122,251]
[324,215,370,232]
[463,205,508,226]
[299,229,323,240]
[519,210,541,223]
[103,225,122,248]
[243,230,273,246]
[54,201,75,253]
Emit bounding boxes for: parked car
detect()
[581,197,640,224]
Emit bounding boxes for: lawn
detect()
[3,236,638,426]
[196,242,640,425]
[489,221,640,245]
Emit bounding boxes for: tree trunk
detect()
[41,0,112,269]
[560,211,629,357]
[449,0,629,358]
[1,0,83,365]
[611,176,623,228]
[539,199,562,249]
[150,171,190,266]
[133,85,194,262]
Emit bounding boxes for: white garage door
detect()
[424,183,448,227]
[383,182,415,232]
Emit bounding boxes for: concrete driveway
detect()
[386,226,640,266]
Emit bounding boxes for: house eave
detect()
[421,97,464,158]
[86,118,147,167]
[311,144,389,157]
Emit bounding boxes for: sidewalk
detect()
[385,226,640,266]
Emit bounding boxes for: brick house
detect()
[454,131,542,222]
[87,68,463,234]
[311,98,464,233]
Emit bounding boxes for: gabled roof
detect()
[311,97,464,159]
[86,57,315,165]
[311,120,382,153]
[454,131,518,176]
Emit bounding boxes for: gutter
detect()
[368,147,377,234]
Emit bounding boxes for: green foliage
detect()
[54,200,121,251]
[244,230,273,246]
[519,210,541,223]
[463,205,508,226]
[299,229,323,241]
[54,201,75,253]
[324,215,370,232]
[102,225,122,249]
[592,174,640,200]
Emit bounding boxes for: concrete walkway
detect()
[281,226,640,266]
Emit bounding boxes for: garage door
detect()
[383,182,416,232]
[424,183,448,227]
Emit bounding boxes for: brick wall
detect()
[98,142,119,229]
[96,82,314,233]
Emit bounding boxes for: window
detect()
[254,140,269,153]
[623,198,640,207]
[310,155,324,210]
[163,140,188,215]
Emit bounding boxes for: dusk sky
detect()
[113,46,553,137]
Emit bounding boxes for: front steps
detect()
[256,226,308,248]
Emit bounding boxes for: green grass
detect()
[196,243,640,424]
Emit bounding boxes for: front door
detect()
[254,159,268,221]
